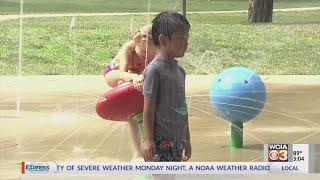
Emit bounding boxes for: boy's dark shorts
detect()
[153,136,184,162]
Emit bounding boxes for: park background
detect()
[0,0,320,179]
[1,0,319,75]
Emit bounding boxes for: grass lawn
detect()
[0,0,320,14]
[1,10,319,75]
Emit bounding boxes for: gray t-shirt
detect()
[143,57,189,149]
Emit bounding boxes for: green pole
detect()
[132,112,144,141]
[230,121,243,148]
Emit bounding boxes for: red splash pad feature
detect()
[96,83,144,121]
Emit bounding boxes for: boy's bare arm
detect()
[142,96,156,161]
[143,96,155,140]
[184,88,192,161]
[186,118,191,142]
[182,117,192,161]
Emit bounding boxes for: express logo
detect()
[268,144,288,162]
[22,162,58,174]
[26,164,50,172]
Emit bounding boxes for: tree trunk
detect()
[182,0,187,18]
[248,0,273,23]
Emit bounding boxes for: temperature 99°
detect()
[293,151,302,156]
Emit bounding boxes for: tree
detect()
[182,0,186,17]
[248,0,274,23]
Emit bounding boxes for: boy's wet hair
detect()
[152,11,190,47]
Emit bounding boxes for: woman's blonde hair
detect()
[132,25,153,43]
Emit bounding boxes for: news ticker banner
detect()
[21,144,318,175]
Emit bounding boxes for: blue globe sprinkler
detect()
[210,67,266,148]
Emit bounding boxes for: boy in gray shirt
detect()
[142,11,191,162]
